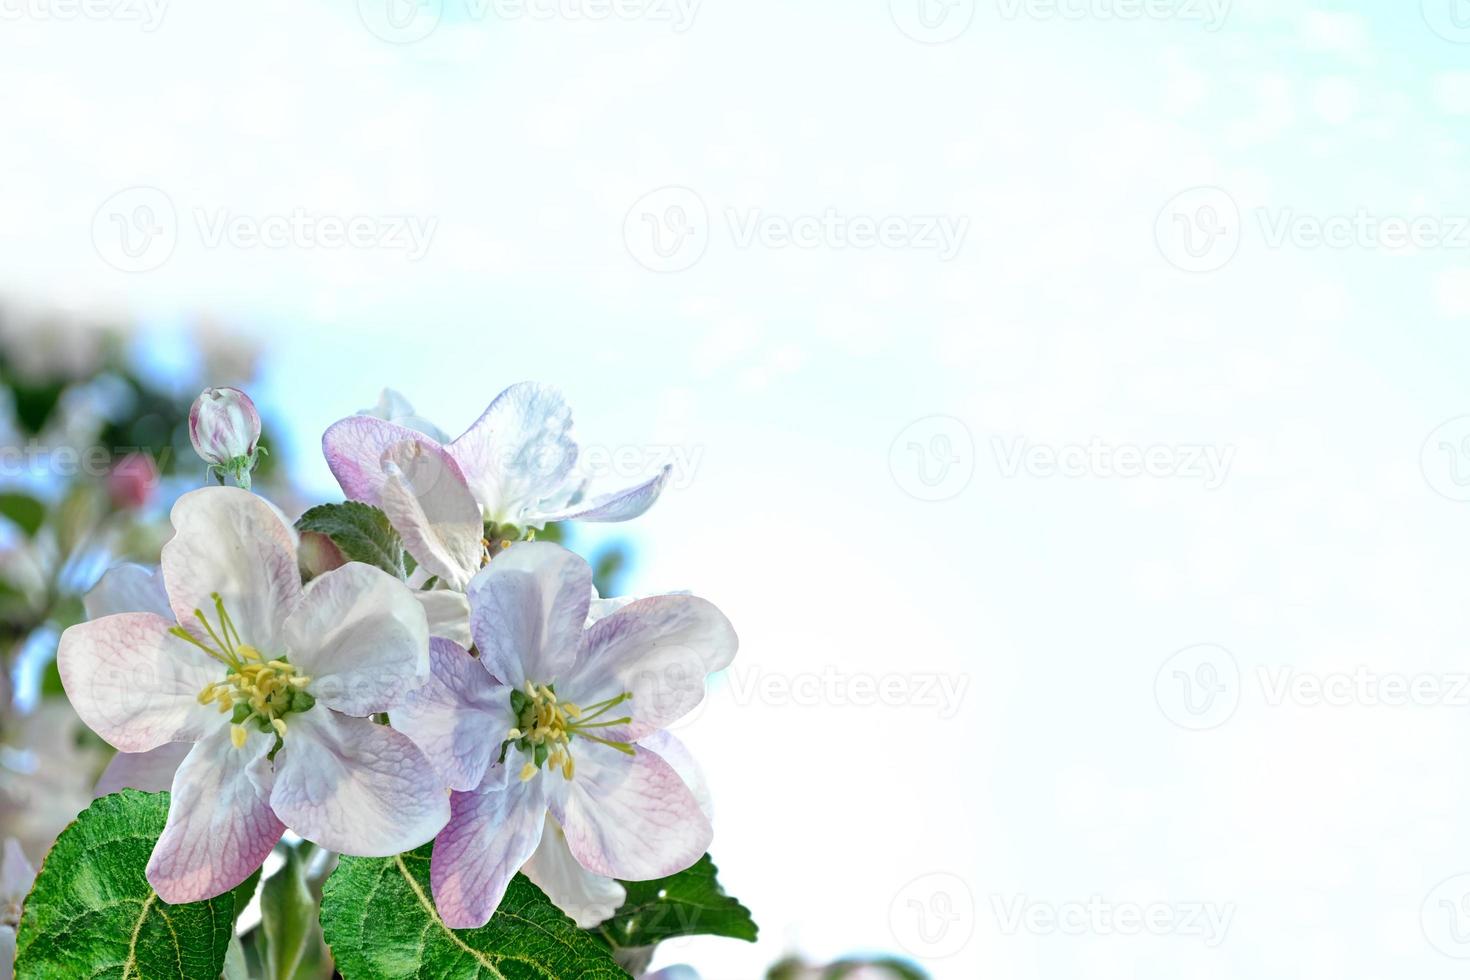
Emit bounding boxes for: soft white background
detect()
[6,1,1470,976]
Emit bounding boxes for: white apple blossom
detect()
[393,541,735,928]
[57,487,449,903]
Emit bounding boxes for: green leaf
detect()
[259,844,314,980]
[295,501,405,578]
[0,492,45,537]
[596,854,757,950]
[320,844,628,979]
[14,789,253,980]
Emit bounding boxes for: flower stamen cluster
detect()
[504,682,634,782]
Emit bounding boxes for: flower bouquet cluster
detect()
[11,382,755,979]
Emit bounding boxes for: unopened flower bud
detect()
[189,387,263,488]
[297,531,346,581]
[107,452,158,510]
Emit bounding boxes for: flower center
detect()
[503,681,635,782]
[169,593,315,747]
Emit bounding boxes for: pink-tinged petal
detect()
[446,383,578,525]
[57,613,220,752]
[467,542,590,689]
[430,767,546,929]
[93,741,192,798]
[394,639,512,792]
[146,726,283,904]
[83,563,171,619]
[549,742,710,881]
[161,487,301,655]
[270,709,449,856]
[378,440,484,590]
[282,563,429,715]
[638,730,712,823]
[522,816,626,928]
[572,595,737,741]
[417,589,471,647]
[322,414,443,505]
[535,466,671,525]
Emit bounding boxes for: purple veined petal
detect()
[467,542,591,690]
[146,726,283,904]
[377,440,484,590]
[570,595,737,742]
[322,414,445,505]
[394,638,513,793]
[534,465,672,525]
[160,487,302,656]
[282,563,429,715]
[430,766,547,929]
[521,815,626,928]
[416,589,471,647]
[446,383,578,526]
[549,741,711,881]
[638,730,712,823]
[83,563,171,620]
[57,613,221,753]
[93,741,193,798]
[270,708,449,857]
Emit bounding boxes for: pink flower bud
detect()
[107,452,159,510]
[189,386,262,486]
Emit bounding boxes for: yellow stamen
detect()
[519,762,537,782]
[230,724,247,749]
[271,718,289,738]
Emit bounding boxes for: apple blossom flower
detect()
[57,487,449,904]
[393,541,735,928]
[321,383,671,589]
[0,838,36,980]
[357,388,449,443]
[189,386,263,489]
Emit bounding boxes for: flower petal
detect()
[93,741,193,798]
[638,730,712,823]
[468,542,591,689]
[536,465,671,525]
[430,767,546,929]
[549,742,710,881]
[161,487,301,655]
[57,613,220,752]
[83,563,170,619]
[146,726,283,904]
[282,563,429,715]
[322,414,442,505]
[394,638,512,792]
[0,840,35,906]
[270,708,449,856]
[377,440,484,590]
[521,816,626,928]
[416,589,471,647]
[447,383,578,526]
[572,595,737,741]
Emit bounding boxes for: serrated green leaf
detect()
[14,789,249,980]
[295,502,405,578]
[320,844,628,980]
[259,844,314,980]
[0,492,44,537]
[596,854,757,949]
